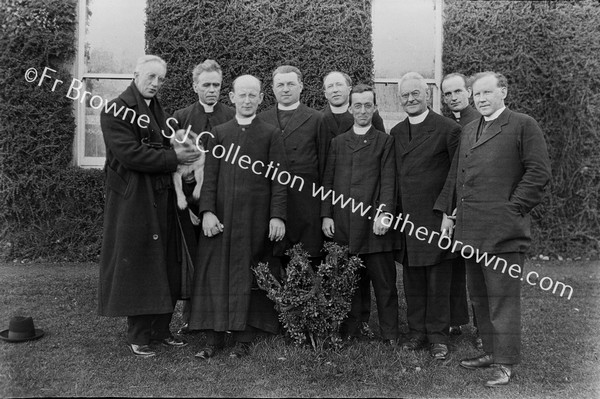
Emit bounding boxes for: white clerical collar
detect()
[235,114,256,125]
[199,100,215,113]
[483,106,506,121]
[353,125,371,135]
[144,99,151,106]
[330,103,349,114]
[408,109,429,125]
[452,111,462,119]
[278,101,300,111]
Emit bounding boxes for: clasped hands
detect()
[202,212,285,241]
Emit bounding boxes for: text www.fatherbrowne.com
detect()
[26,66,574,301]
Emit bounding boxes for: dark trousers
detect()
[357,268,372,323]
[127,313,173,345]
[449,257,470,326]
[206,327,257,346]
[343,252,399,340]
[403,258,453,344]
[465,252,523,365]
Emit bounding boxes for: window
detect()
[74,0,146,168]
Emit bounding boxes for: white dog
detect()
[171,128,205,211]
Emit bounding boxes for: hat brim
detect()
[0,329,45,342]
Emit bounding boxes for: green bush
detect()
[443,0,600,257]
[0,0,104,261]
[145,0,374,114]
[254,242,364,351]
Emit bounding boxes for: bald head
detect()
[229,74,263,118]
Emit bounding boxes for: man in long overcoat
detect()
[172,59,235,333]
[189,75,287,359]
[390,72,461,360]
[99,55,199,358]
[321,71,386,339]
[441,72,482,345]
[321,85,398,343]
[435,71,551,387]
[258,65,331,266]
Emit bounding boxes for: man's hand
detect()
[269,218,285,241]
[440,212,454,239]
[373,213,391,236]
[322,217,335,238]
[202,211,224,237]
[175,142,201,165]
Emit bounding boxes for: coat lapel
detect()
[351,127,375,152]
[403,111,434,155]
[471,108,511,149]
[282,104,311,139]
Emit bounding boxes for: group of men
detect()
[98,55,551,388]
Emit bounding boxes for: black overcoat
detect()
[434,108,551,253]
[321,128,396,254]
[188,118,287,333]
[258,104,331,257]
[390,109,461,267]
[321,106,387,136]
[98,82,180,316]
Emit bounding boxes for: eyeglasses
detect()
[351,103,375,111]
[400,90,423,100]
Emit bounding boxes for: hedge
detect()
[145,0,374,114]
[443,0,600,257]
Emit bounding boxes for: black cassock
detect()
[188,118,287,333]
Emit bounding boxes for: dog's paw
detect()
[192,186,201,200]
[177,197,188,210]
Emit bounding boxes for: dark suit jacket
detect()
[321,127,396,254]
[172,102,235,147]
[449,104,480,128]
[258,104,332,257]
[434,108,551,253]
[322,105,386,136]
[390,109,461,266]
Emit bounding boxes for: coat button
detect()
[153,234,159,240]
[153,202,157,208]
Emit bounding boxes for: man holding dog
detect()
[259,65,331,269]
[98,55,199,358]
[189,74,287,359]
[435,71,551,387]
[172,59,235,334]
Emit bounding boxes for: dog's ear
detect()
[188,130,199,140]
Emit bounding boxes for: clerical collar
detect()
[452,111,462,119]
[483,106,506,121]
[235,114,256,125]
[353,125,371,135]
[330,103,349,114]
[408,109,429,125]
[278,101,300,111]
[144,99,151,106]
[199,100,215,113]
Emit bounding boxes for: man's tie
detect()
[477,120,493,142]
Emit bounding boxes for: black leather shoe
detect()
[128,344,156,358]
[400,336,426,351]
[460,353,494,369]
[160,336,188,348]
[449,326,462,335]
[195,345,221,359]
[360,322,376,339]
[485,364,513,387]
[430,343,448,360]
[229,342,251,358]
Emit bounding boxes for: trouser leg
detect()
[424,260,453,344]
[402,259,426,339]
[206,330,226,347]
[466,258,496,355]
[449,257,470,326]
[362,252,398,340]
[150,313,174,340]
[127,315,152,345]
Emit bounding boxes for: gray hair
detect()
[135,55,166,73]
[471,71,508,90]
[322,71,352,90]
[192,59,223,82]
[272,65,302,82]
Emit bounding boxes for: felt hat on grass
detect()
[0,316,45,342]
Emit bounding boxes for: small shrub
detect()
[253,242,364,351]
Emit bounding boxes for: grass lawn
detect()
[0,260,598,398]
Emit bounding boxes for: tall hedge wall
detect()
[443,0,600,256]
[0,0,104,261]
[146,0,374,114]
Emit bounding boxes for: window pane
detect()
[86,0,146,74]
[84,78,132,157]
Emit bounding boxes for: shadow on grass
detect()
[0,261,599,397]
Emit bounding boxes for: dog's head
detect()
[171,129,202,150]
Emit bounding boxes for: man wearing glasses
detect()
[321,84,399,344]
[391,72,461,360]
